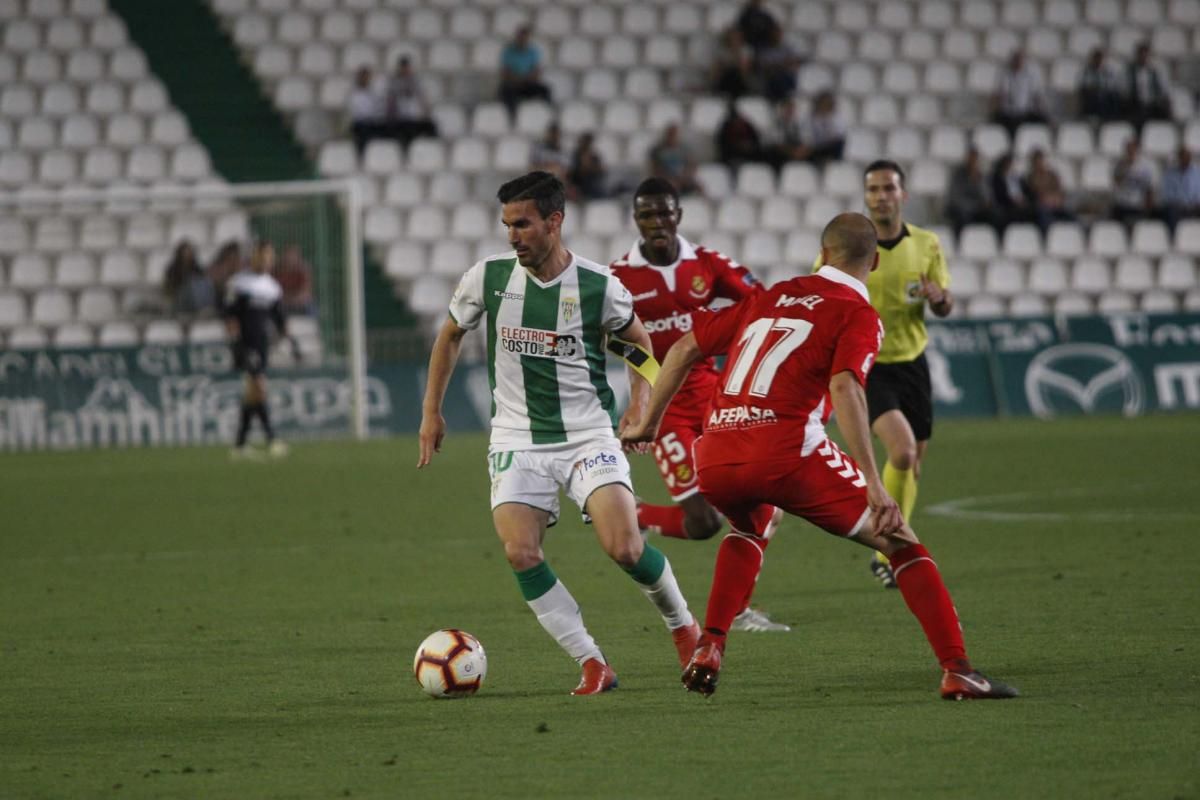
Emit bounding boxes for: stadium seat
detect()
[430,240,472,278]
[56,252,96,289]
[129,79,168,115]
[823,162,863,199]
[1013,124,1053,158]
[780,162,819,197]
[742,231,782,267]
[143,319,184,345]
[408,275,451,316]
[1140,121,1178,159]
[972,125,1011,161]
[534,6,573,38]
[882,63,920,95]
[600,38,638,70]
[736,163,776,199]
[97,320,139,347]
[8,326,49,349]
[51,322,93,348]
[1,85,38,118]
[127,145,166,182]
[695,164,732,198]
[0,289,28,326]
[364,207,402,245]
[1071,257,1111,294]
[187,318,226,344]
[1027,259,1069,294]
[17,117,57,152]
[952,261,983,298]
[428,172,467,206]
[760,197,800,233]
[61,115,100,150]
[965,294,1006,319]
[783,229,821,267]
[689,96,727,135]
[493,135,529,173]
[1185,289,1200,312]
[1089,222,1128,258]
[582,201,624,237]
[910,159,947,196]
[1002,224,1042,260]
[362,140,402,176]
[10,254,54,290]
[384,241,427,280]
[170,144,210,181]
[470,102,509,138]
[840,63,878,97]
[406,206,447,243]
[834,1,871,30]
[929,125,967,162]
[151,112,190,148]
[1158,255,1197,290]
[1008,293,1049,317]
[1079,156,1114,192]
[678,198,712,240]
[1053,292,1093,316]
[1043,0,1080,27]
[1130,220,1171,257]
[861,97,898,128]
[664,5,702,35]
[804,196,845,229]
[33,217,75,253]
[32,289,73,325]
[814,31,853,64]
[449,137,489,173]
[1140,289,1179,313]
[23,51,62,84]
[80,216,121,250]
[792,2,830,32]
[41,83,81,118]
[450,203,491,240]
[38,149,79,184]
[124,213,165,251]
[799,63,835,95]
[942,30,979,62]
[579,70,618,103]
[75,286,117,323]
[960,225,999,260]
[983,259,1025,296]
[984,29,1021,60]
[1099,121,1137,157]
[98,251,141,287]
[297,43,336,78]
[1097,290,1136,313]
[645,98,684,132]
[602,101,642,136]
[1114,256,1156,292]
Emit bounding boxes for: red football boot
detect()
[571,658,618,696]
[671,620,702,669]
[681,636,724,697]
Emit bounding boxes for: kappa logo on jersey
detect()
[498,326,579,358]
[688,275,709,298]
[493,289,524,300]
[708,405,777,427]
[560,296,578,322]
[643,310,693,333]
[776,293,824,310]
[632,289,658,301]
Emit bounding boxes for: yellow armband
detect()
[606,337,660,386]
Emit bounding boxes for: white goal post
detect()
[0,178,370,440]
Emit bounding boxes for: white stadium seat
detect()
[1089,221,1128,257]
[32,289,74,325]
[1071,257,1111,294]
[98,321,139,347]
[10,254,54,290]
[1158,255,1197,290]
[77,287,118,322]
[1027,259,1069,294]
[1114,256,1156,292]
[143,319,184,345]
[1009,293,1049,317]
[385,241,427,281]
[959,225,999,260]
[8,326,49,349]
[1002,224,1042,260]
[983,259,1025,296]
[1054,292,1093,316]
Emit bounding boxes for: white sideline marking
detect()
[926,489,1199,522]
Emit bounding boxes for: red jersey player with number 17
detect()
[622,213,1019,701]
[612,178,787,634]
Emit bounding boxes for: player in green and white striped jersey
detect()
[418,172,700,695]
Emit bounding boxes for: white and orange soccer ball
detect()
[413,629,487,698]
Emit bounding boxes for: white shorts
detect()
[487,437,633,526]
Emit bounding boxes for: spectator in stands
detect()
[1161,146,1200,231]
[1124,41,1172,129]
[348,66,386,156]
[529,122,571,185]
[1111,138,1159,227]
[163,240,215,315]
[753,23,804,103]
[208,240,243,311]
[800,91,846,166]
[773,97,807,162]
[1078,47,1123,121]
[989,152,1038,230]
[275,244,316,316]
[715,101,780,170]
[385,56,438,150]
[990,49,1048,136]
[498,25,552,119]
[648,123,702,195]
[737,0,781,53]
[1025,149,1076,231]
[944,147,998,235]
[712,26,754,98]
[569,132,610,200]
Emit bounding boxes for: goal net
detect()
[0,179,368,446]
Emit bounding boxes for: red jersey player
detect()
[611,178,787,633]
[622,213,1018,701]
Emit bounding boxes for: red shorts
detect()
[653,411,703,501]
[697,438,871,538]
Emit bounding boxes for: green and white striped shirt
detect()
[449,251,634,450]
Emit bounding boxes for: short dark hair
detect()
[863,159,906,186]
[496,171,565,219]
[632,177,680,207]
[821,212,878,266]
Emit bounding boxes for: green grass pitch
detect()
[2,415,1198,799]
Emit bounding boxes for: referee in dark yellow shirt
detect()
[859,160,953,588]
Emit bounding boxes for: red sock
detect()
[891,544,970,672]
[704,533,765,642]
[638,503,687,539]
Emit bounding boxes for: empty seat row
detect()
[961,288,1200,319]
[0,47,149,85]
[1,16,129,53]
[0,111,193,152]
[0,79,172,119]
[0,145,213,188]
[0,318,324,351]
[0,212,250,256]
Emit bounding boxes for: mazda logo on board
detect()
[1024,343,1144,419]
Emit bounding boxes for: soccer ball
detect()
[413,629,487,699]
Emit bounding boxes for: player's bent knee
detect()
[603,537,643,569]
[890,445,918,471]
[501,541,543,571]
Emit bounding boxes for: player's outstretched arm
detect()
[418,317,469,468]
[620,331,703,446]
[829,370,903,535]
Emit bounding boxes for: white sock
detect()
[636,558,694,631]
[527,580,604,665]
